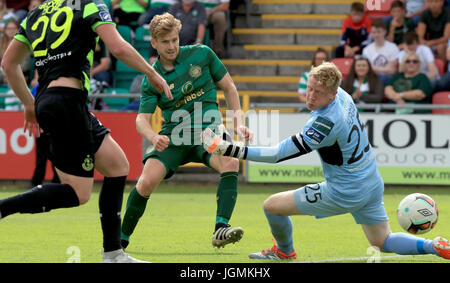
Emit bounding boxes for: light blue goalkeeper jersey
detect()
[245,87,384,206]
[300,87,383,205]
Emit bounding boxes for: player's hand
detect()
[147,70,173,100]
[23,104,41,138]
[151,134,170,152]
[236,125,253,143]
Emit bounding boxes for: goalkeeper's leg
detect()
[362,221,442,257]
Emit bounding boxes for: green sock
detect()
[215,172,238,230]
[121,187,149,241]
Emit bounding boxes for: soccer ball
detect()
[397,193,438,235]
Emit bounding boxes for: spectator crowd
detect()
[0,0,236,111]
[317,0,450,113]
[0,0,449,113]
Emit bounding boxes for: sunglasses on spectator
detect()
[405,60,419,64]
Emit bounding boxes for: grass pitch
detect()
[0,183,449,263]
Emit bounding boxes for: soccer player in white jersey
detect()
[201,62,450,261]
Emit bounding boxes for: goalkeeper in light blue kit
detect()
[201,62,450,261]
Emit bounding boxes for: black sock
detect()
[0,184,79,218]
[99,176,127,252]
[215,222,228,232]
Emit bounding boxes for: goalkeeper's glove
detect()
[201,127,247,159]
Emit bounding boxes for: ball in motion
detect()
[397,193,438,235]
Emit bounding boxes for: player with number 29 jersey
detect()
[14,0,114,95]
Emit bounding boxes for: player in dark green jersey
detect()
[0,0,171,263]
[120,12,253,250]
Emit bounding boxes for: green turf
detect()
[0,183,449,263]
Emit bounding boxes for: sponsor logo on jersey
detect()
[311,116,334,136]
[189,64,202,79]
[40,0,65,15]
[99,11,112,22]
[175,89,205,108]
[181,81,194,95]
[305,127,326,144]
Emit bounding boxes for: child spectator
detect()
[363,18,400,84]
[386,0,416,49]
[334,2,372,58]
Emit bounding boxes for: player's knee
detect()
[263,196,278,215]
[77,193,91,205]
[119,158,130,176]
[136,177,157,197]
[108,157,130,177]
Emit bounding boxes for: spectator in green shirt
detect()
[385,51,433,113]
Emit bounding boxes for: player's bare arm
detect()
[1,39,40,137]
[136,113,169,152]
[216,73,253,141]
[96,24,172,100]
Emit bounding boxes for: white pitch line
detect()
[295,254,434,263]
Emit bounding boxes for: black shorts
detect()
[35,87,110,177]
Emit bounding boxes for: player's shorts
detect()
[143,143,212,179]
[293,182,388,226]
[35,87,110,177]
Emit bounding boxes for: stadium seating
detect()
[365,0,393,19]
[0,86,9,110]
[434,58,445,76]
[133,26,151,61]
[117,25,133,44]
[431,91,450,114]
[113,60,140,90]
[331,57,354,80]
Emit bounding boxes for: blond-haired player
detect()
[202,62,450,260]
[121,13,253,250]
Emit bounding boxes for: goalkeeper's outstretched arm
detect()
[202,128,312,163]
[245,134,312,163]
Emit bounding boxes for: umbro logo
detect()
[417,208,433,217]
